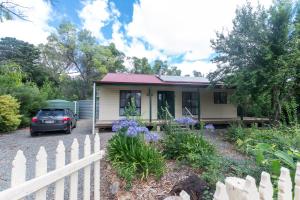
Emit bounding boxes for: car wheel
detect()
[30,131,38,137]
[66,124,72,134]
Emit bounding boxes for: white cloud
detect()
[111,20,167,62]
[176,60,217,76]
[128,0,273,57]
[123,0,273,74]
[79,0,119,40]
[0,0,53,45]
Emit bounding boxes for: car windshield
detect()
[38,109,65,117]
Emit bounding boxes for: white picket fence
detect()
[214,162,300,200]
[0,134,104,200]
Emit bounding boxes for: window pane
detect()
[214,92,227,104]
[119,90,141,116]
[182,92,198,115]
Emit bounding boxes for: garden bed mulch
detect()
[100,157,202,200]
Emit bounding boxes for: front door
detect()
[157,91,175,119]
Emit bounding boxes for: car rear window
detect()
[38,109,65,117]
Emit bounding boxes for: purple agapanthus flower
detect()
[112,119,139,132]
[175,117,198,126]
[145,132,160,142]
[136,126,149,134]
[205,124,215,132]
[126,126,138,137]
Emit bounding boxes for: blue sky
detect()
[0,0,272,75]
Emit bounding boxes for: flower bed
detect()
[105,117,261,199]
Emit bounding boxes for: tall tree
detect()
[166,66,181,76]
[131,57,152,74]
[0,37,49,86]
[193,70,204,77]
[209,1,299,122]
[41,22,126,99]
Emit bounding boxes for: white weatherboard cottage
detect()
[93,73,237,129]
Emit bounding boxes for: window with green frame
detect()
[119,90,141,116]
[182,92,198,115]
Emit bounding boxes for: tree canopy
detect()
[209,0,300,122]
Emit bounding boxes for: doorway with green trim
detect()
[157,91,175,119]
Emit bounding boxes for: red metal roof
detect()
[96,73,219,86]
[99,73,164,84]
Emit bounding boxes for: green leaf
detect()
[271,159,281,176]
[255,149,265,164]
[274,150,296,169]
[255,143,273,152]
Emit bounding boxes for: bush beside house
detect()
[0,95,21,132]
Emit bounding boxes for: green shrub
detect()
[0,95,21,132]
[225,123,247,142]
[11,83,47,126]
[107,133,165,188]
[163,131,218,169]
[163,131,219,185]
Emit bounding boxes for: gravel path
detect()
[202,129,247,161]
[0,120,114,199]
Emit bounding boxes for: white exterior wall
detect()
[98,85,237,121]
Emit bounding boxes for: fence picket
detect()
[69,139,79,200]
[11,150,26,200]
[242,175,259,200]
[295,163,300,200]
[35,147,48,200]
[225,177,245,200]
[213,181,229,200]
[84,135,91,200]
[0,136,104,200]
[259,171,273,200]
[55,141,66,200]
[94,134,100,200]
[278,167,293,200]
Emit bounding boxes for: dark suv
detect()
[30,108,77,136]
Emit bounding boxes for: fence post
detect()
[69,139,79,200]
[295,163,300,200]
[84,135,91,200]
[55,141,66,200]
[11,150,26,200]
[94,134,100,200]
[278,167,292,200]
[259,171,273,200]
[35,147,48,200]
[213,181,229,200]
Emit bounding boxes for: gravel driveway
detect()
[0,119,114,199]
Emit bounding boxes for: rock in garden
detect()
[170,174,209,200]
[164,196,183,200]
[116,191,134,200]
[110,181,120,194]
[164,190,190,200]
